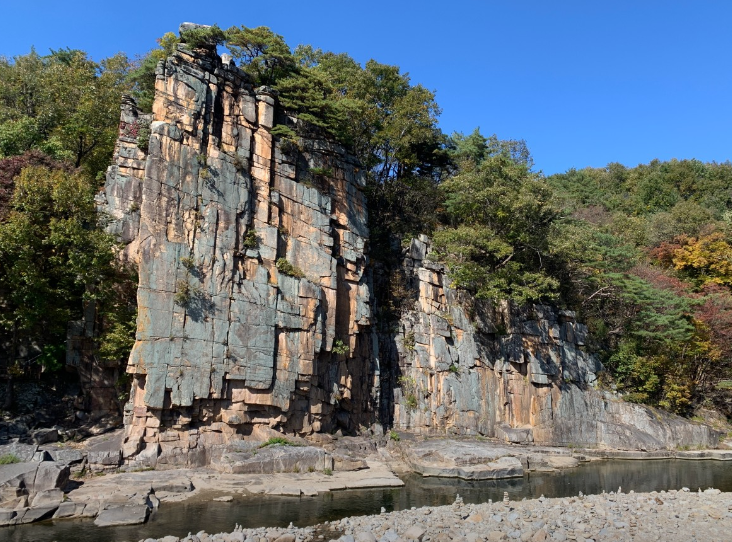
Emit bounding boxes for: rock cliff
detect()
[100,41,718,466]
[387,237,717,450]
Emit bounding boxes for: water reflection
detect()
[6,459,732,542]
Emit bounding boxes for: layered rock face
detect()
[101,43,718,465]
[102,45,373,466]
[387,238,718,449]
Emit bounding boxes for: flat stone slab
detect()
[216,444,333,474]
[407,440,524,480]
[94,504,150,526]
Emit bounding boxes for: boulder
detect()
[19,504,59,523]
[408,441,523,480]
[0,442,38,462]
[31,428,58,445]
[52,501,87,519]
[31,488,64,508]
[94,504,150,526]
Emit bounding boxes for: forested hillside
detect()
[0,24,729,420]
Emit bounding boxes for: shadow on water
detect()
[7,459,732,542]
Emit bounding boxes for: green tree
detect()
[0,49,131,176]
[433,136,559,303]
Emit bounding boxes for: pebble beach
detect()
[138,487,732,542]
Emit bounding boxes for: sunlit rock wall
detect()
[102,46,374,466]
[101,43,719,466]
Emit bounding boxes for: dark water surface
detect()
[7,459,732,542]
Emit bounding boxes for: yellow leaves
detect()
[670,232,732,286]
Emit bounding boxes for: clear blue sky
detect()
[2,1,731,174]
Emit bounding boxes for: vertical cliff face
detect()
[102,45,375,465]
[101,43,718,466]
[387,237,717,450]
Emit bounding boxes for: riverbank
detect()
[135,487,732,542]
[5,431,732,528]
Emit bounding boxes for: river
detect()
[6,459,732,542]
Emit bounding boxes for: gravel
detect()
[139,488,732,542]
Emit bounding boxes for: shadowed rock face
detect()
[389,237,719,450]
[101,44,719,466]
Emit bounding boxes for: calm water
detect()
[7,459,732,542]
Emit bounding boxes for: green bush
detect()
[242,229,259,249]
[403,331,416,352]
[276,258,305,278]
[332,339,349,355]
[180,256,196,270]
[136,119,151,152]
[174,280,193,307]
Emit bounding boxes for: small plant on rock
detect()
[276,258,305,278]
[332,339,350,355]
[180,255,197,271]
[136,119,151,152]
[403,331,416,352]
[174,280,193,307]
[323,468,333,476]
[259,436,300,448]
[0,453,20,465]
[242,229,259,250]
[389,430,400,442]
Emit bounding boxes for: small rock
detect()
[403,526,426,541]
[531,530,547,542]
[356,532,377,542]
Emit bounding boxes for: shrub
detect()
[308,166,334,178]
[323,468,333,476]
[389,430,400,442]
[136,119,151,152]
[242,229,259,249]
[174,280,193,307]
[180,256,196,270]
[332,339,349,355]
[276,258,305,278]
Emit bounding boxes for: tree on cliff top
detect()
[433,133,560,304]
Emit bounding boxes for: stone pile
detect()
[139,489,732,542]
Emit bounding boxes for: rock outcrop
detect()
[101,43,373,467]
[387,237,719,450]
[99,35,719,465]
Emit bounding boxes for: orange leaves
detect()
[651,232,732,286]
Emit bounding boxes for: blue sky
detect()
[2,1,731,174]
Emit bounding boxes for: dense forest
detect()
[0,24,731,418]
